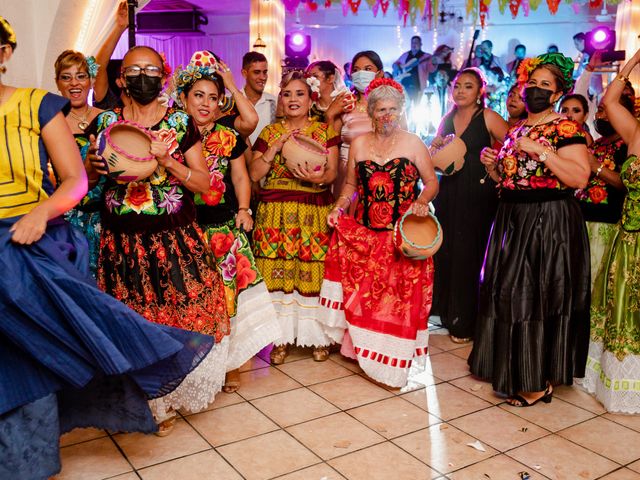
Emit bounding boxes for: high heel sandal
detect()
[312,346,330,362]
[507,383,553,408]
[223,369,240,393]
[270,344,289,365]
[154,413,177,437]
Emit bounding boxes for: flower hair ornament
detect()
[516,53,575,91]
[159,52,172,77]
[305,75,321,102]
[85,56,99,79]
[365,77,404,96]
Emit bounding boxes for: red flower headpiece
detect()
[160,52,172,77]
[365,77,404,96]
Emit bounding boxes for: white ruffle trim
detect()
[149,336,229,422]
[269,290,343,347]
[226,282,283,371]
[318,279,348,339]
[582,340,640,414]
[350,325,430,388]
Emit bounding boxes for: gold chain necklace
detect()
[370,131,398,164]
[69,105,92,131]
[480,109,555,185]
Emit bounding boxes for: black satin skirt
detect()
[468,191,591,395]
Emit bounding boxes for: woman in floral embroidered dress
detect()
[574,95,633,288]
[173,53,280,393]
[582,47,640,414]
[250,70,340,365]
[89,46,230,432]
[469,53,591,407]
[318,78,439,388]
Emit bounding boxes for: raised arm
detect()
[93,0,128,103]
[217,61,259,138]
[602,48,640,152]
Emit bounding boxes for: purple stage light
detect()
[586,26,615,52]
[291,32,305,46]
[285,32,311,58]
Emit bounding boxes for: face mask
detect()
[351,70,377,93]
[374,113,399,135]
[594,118,616,137]
[125,74,163,105]
[524,86,555,114]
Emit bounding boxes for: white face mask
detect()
[351,70,377,93]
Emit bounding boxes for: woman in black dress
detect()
[431,68,509,343]
[469,53,591,406]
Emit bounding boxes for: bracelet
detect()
[615,74,629,84]
[184,168,192,183]
[595,164,604,178]
[333,206,345,216]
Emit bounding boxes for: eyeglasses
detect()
[122,65,163,77]
[58,72,90,82]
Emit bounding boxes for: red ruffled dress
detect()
[319,157,434,387]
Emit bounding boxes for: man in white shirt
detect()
[241,51,277,145]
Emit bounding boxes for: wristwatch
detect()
[238,207,253,215]
[538,149,551,163]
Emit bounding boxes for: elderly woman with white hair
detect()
[318,78,439,387]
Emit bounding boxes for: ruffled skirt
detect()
[319,216,433,387]
[0,217,220,479]
[468,195,591,395]
[201,219,281,371]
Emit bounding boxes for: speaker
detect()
[136,10,208,34]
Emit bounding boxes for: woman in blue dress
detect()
[0,17,222,479]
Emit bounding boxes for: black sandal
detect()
[507,384,553,407]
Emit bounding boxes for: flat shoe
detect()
[450,335,472,344]
[154,415,177,437]
[223,369,240,393]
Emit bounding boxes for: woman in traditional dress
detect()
[559,93,594,146]
[574,96,633,287]
[249,70,340,364]
[54,50,104,276]
[0,18,223,478]
[583,47,640,414]
[89,45,230,430]
[173,53,281,393]
[318,78,438,387]
[431,68,509,343]
[469,53,591,406]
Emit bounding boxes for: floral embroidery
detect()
[576,138,625,205]
[124,182,154,213]
[497,118,586,191]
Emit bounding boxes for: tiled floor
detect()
[55,326,640,480]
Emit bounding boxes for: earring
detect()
[476,97,481,105]
[0,65,6,74]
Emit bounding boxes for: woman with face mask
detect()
[574,96,633,287]
[249,70,340,365]
[430,68,509,344]
[331,51,383,201]
[88,46,231,434]
[471,53,591,407]
[0,17,230,477]
[318,78,439,387]
[582,46,640,414]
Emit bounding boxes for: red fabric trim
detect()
[253,137,269,153]
[353,346,429,370]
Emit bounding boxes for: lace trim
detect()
[226,282,283,370]
[358,351,429,388]
[582,340,640,414]
[269,291,341,347]
[148,336,229,422]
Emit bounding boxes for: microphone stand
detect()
[464,29,480,69]
[127,0,138,49]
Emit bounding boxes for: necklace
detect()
[370,131,398,164]
[480,108,555,185]
[281,118,310,133]
[69,105,92,131]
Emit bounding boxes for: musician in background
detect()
[506,44,526,78]
[393,35,431,105]
[478,40,507,117]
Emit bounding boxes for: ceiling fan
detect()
[595,0,613,22]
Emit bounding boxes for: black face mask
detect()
[125,74,163,105]
[594,118,617,138]
[524,86,554,114]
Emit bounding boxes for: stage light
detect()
[585,26,625,62]
[285,32,311,58]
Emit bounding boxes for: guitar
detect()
[393,54,434,82]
